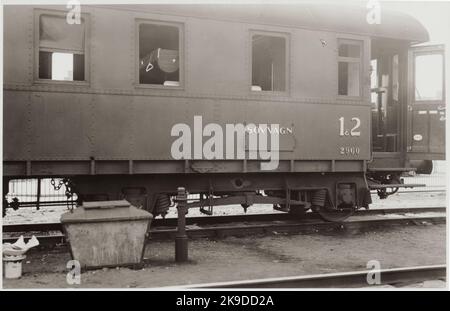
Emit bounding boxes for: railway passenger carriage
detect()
[2,4,446,221]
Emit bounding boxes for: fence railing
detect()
[6,178,77,209]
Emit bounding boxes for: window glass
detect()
[252,35,286,92]
[339,43,360,58]
[415,54,443,101]
[392,54,399,101]
[338,62,360,96]
[370,59,378,104]
[338,40,362,96]
[38,14,85,81]
[139,23,180,86]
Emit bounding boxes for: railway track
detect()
[181,265,446,288]
[2,206,446,245]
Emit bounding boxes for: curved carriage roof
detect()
[125,3,429,43]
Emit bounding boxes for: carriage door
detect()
[407,45,445,159]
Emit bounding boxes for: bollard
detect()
[3,254,26,279]
[175,187,188,262]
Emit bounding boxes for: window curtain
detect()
[39,14,85,53]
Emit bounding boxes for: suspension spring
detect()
[312,189,327,207]
[154,194,171,218]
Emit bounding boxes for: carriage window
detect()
[415,54,443,101]
[339,44,360,58]
[252,34,286,92]
[338,40,362,96]
[139,23,180,86]
[38,14,85,81]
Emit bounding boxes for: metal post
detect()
[36,178,41,211]
[175,187,188,262]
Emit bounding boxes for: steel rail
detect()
[150,213,445,240]
[2,207,446,245]
[3,206,445,233]
[182,265,446,288]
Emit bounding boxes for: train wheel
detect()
[289,205,308,218]
[273,204,308,218]
[316,204,355,222]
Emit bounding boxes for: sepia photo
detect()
[1,0,448,293]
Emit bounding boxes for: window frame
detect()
[413,51,445,102]
[135,19,184,90]
[33,9,90,85]
[249,30,290,96]
[337,38,363,99]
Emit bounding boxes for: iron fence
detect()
[6,178,77,209]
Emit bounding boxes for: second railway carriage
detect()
[2,4,446,221]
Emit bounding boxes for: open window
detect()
[338,39,362,96]
[138,22,181,86]
[251,33,287,92]
[37,13,86,82]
